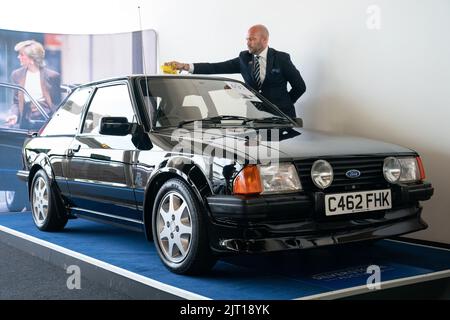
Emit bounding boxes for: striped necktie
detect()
[253,55,262,90]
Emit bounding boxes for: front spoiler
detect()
[217,213,427,253]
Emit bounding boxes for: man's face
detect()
[246,29,267,55]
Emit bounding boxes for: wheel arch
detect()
[27,154,55,197]
[142,164,212,241]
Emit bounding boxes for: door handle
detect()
[67,144,81,157]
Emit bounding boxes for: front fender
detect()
[27,153,55,195]
[142,160,212,241]
[30,153,54,180]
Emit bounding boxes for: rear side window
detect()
[82,84,135,134]
[41,87,92,136]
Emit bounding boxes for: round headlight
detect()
[383,157,401,183]
[311,160,334,189]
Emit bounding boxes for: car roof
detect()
[76,74,245,88]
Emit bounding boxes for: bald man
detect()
[165,24,306,118]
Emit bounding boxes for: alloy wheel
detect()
[156,191,193,263]
[32,176,49,227]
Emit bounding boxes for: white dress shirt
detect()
[24,70,44,102]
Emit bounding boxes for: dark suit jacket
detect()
[10,66,61,121]
[193,47,306,117]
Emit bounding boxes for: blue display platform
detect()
[0,212,449,299]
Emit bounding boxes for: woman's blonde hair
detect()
[14,40,46,68]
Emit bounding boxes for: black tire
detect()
[5,189,27,212]
[30,169,68,231]
[152,178,216,275]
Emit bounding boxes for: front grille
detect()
[295,156,390,193]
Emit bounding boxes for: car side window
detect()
[41,87,92,136]
[82,84,135,134]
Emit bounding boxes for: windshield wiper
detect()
[177,115,251,128]
[177,115,292,128]
[245,116,293,124]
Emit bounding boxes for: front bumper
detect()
[206,182,433,253]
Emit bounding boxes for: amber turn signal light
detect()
[233,165,263,195]
[416,156,426,181]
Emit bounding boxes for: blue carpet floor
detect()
[0,212,449,299]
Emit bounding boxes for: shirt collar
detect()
[256,46,269,60]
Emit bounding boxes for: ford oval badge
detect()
[346,169,361,179]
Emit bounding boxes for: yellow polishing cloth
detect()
[160,64,178,74]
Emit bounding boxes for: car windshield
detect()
[139,78,292,128]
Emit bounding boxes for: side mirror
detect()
[99,116,153,150]
[294,117,303,127]
[99,117,131,136]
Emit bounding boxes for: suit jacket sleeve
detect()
[42,68,62,109]
[282,54,306,104]
[193,57,240,74]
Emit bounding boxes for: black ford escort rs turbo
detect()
[20,75,434,274]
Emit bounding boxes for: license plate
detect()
[325,189,392,216]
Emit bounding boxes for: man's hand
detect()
[164,61,189,71]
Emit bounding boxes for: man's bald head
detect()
[249,25,269,39]
[246,24,269,55]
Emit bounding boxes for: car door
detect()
[65,82,141,228]
[0,83,50,210]
[38,86,94,199]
